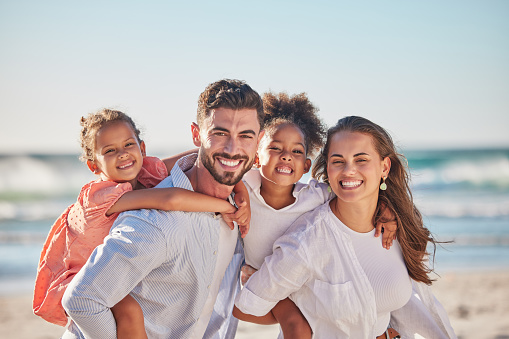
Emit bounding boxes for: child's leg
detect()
[111,294,148,339]
[271,298,312,339]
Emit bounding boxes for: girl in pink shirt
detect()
[33,109,249,338]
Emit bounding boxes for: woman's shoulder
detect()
[284,203,331,238]
[295,178,333,202]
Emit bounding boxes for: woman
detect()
[234,116,456,338]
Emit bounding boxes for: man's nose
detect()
[223,137,240,154]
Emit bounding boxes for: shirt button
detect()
[207,285,211,289]
[213,251,217,255]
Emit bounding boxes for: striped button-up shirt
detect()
[62,154,242,338]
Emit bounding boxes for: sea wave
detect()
[410,156,509,190]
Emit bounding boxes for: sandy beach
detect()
[1,270,507,339]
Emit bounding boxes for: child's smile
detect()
[258,123,311,188]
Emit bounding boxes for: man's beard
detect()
[200,150,253,186]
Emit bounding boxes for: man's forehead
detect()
[202,107,261,132]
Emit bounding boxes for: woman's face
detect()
[326,131,390,205]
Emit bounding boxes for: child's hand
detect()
[219,203,238,231]
[375,220,397,249]
[233,193,251,238]
[240,264,257,286]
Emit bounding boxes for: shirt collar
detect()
[167,153,198,191]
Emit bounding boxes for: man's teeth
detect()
[276,167,292,174]
[219,159,240,167]
[341,180,362,188]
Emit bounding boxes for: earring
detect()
[254,153,260,168]
[380,177,387,191]
[327,185,332,193]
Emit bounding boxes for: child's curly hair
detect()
[262,92,326,158]
[79,108,142,162]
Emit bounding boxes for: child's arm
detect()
[374,203,397,249]
[222,181,251,237]
[232,305,278,325]
[271,298,312,339]
[111,295,147,339]
[233,300,312,339]
[161,148,199,173]
[107,187,237,229]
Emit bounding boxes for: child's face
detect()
[257,124,311,187]
[87,121,146,187]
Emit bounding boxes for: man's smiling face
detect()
[194,107,262,186]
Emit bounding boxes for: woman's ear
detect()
[191,122,201,147]
[140,140,146,157]
[382,156,391,177]
[303,158,312,174]
[87,160,100,174]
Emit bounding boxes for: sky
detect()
[1,0,508,156]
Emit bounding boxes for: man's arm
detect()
[62,212,167,339]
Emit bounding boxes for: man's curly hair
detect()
[262,92,326,158]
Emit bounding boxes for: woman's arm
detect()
[106,187,237,221]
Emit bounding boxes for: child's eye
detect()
[269,147,280,151]
[126,142,136,147]
[104,149,115,154]
[293,150,304,154]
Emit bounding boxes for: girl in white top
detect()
[235,116,456,338]
[235,95,397,338]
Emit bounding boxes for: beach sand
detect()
[1,270,507,339]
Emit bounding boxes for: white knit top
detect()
[335,219,413,335]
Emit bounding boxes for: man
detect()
[62,79,265,338]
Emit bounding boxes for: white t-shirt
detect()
[336,219,412,335]
[242,169,333,269]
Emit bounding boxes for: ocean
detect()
[1,149,508,295]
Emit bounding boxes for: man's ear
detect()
[87,160,100,174]
[140,140,146,157]
[191,122,201,147]
[303,158,312,174]
[256,130,265,147]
